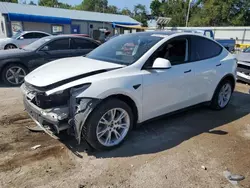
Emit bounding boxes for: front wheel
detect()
[2,64,28,86]
[83,99,134,151]
[210,80,233,110]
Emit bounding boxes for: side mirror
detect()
[19,36,24,40]
[41,46,49,51]
[152,58,172,69]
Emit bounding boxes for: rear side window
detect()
[71,38,99,49]
[190,36,222,61]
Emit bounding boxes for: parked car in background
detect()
[22,31,237,151]
[182,29,236,52]
[0,35,100,86]
[236,52,250,83]
[0,31,51,50]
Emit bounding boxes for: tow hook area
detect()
[68,98,101,144]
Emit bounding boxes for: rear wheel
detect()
[2,64,28,86]
[4,44,17,50]
[210,80,233,110]
[83,99,133,151]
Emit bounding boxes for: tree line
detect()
[151,0,250,27]
[1,0,250,27]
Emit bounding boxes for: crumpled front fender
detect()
[69,98,101,144]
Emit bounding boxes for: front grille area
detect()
[24,82,70,109]
[238,63,250,70]
[237,63,250,74]
[32,90,70,109]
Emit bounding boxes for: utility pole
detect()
[185,0,191,27]
[102,0,105,29]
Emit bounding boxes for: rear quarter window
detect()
[71,38,99,49]
[190,36,222,62]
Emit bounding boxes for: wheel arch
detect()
[212,73,236,100]
[219,74,236,91]
[101,94,139,127]
[4,43,17,49]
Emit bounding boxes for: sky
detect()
[29,0,152,11]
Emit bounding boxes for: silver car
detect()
[0,31,51,50]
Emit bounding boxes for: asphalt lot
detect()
[0,83,250,188]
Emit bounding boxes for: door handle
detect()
[184,69,191,73]
[216,63,222,67]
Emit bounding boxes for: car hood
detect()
[25,56,124,88]
[236,53,250,63]
[0,48,30,59]
[0,38,12,44]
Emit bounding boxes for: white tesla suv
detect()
[21,31,237,150]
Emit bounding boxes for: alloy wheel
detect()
[218,83,232,108]
[6,66,26,85]
[96,108,130,147]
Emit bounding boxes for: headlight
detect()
[52,83,91,96]
[71,83,91,97]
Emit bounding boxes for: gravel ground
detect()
[0,83,250,188]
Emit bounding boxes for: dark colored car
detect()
[0,35,100,86]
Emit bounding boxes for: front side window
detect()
[86,34,162,65]
[145,37,188,67]
[47,39,69,50]
[163,39,188,65]
[22,33,34,39]
[23,37,52,51]
[190,36,222,61]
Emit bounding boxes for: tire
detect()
[4,44,17,50]
[2,64,28,86]
[210,79,233,110]
[83,98,134,151]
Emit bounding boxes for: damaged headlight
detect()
[70,83,91,97]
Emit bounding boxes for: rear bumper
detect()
[23,97,70,137]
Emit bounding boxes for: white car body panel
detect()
[24,32,237,124]
[141,63,196,121]
[25,56,125,87]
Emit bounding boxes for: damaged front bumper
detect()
[237,63,250,84]
[22,83,101,144]
[23,97,70,139]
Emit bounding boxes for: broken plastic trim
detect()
[69,97,101,144]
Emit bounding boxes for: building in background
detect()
[0,2,143,39]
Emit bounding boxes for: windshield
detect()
[11,32,22,39]
[86,34,162,65]
[23,37,52,51]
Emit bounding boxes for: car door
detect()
[40,38,71,62]
[189,36,224,103]
[70,38,99,56]
[142,36,197,121]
